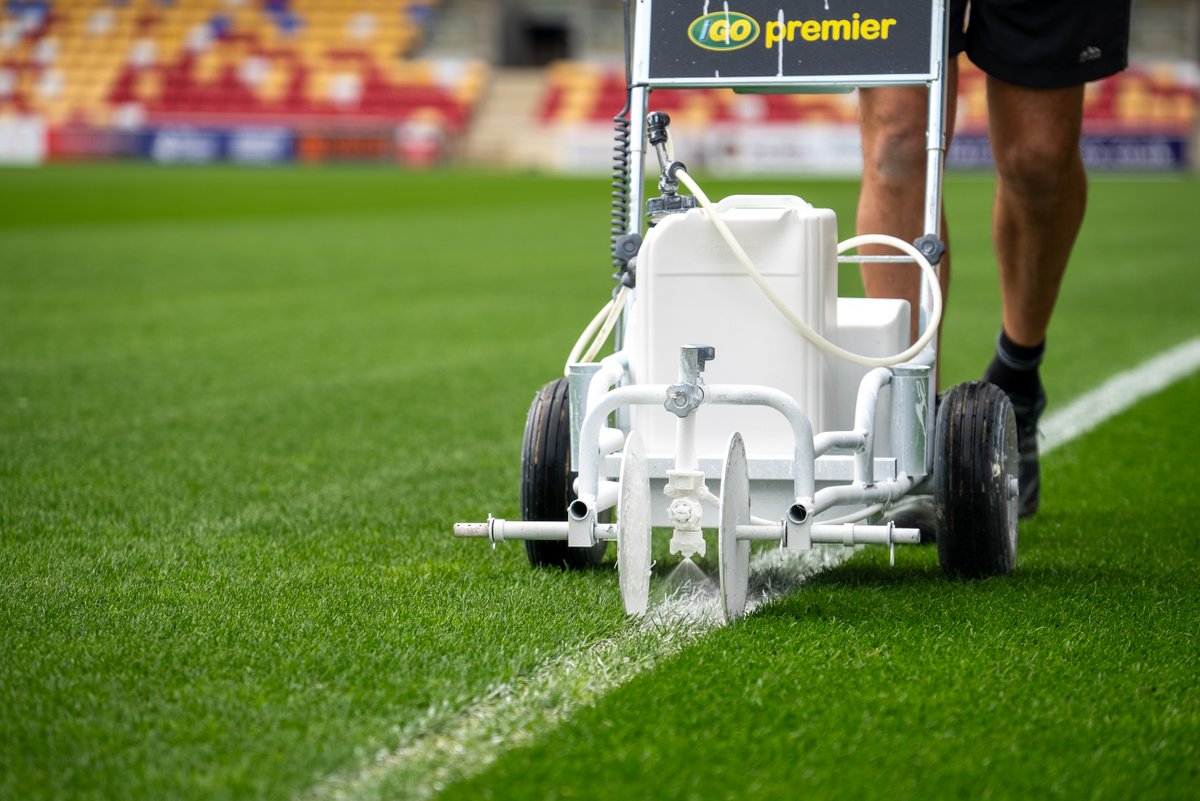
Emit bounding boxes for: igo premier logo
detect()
[688,11,761,51]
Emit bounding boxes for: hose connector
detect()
[645,110,699,221]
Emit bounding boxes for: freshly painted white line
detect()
[300,335,1200,801]
[299,547,852,801]
[1041,337,1200,455]
[299,617,699,801]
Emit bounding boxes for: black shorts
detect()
[949,0,1132,89]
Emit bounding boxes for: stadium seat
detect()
[1,0,484,141]
[531,57,1198,142]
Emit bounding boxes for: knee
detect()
[992,137,1084,201]
[859,89,928,188]
[861,122,927,188]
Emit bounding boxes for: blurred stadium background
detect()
[0,0,1196,173]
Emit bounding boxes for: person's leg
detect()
[856,59,958,346]
[986,77,1087,348]
[982,76,1088,517]
[859,66,958,540]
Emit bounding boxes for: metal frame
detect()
[627,0,950,251]
[457,0,954,616]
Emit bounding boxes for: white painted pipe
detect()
[854,368,892,483]
[812,523,921,546]
[814,475,922,516]
[598,427,626,458]
[735,523,920,546]
[675,412,697,471]
[587,354,627,409]
[813,430,864,456]
[577,384,673,510]
[705,384,816,501]
[593,479,620,514]
[453,520,619,542]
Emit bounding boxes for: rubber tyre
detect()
[934,381,1019,578]
[520,378,609,569]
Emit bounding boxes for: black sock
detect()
[983,329,1044,403]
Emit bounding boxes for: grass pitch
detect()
[1,165,1198,800]
[442,373,1200,801]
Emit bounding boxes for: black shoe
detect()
[982,371,1046,519]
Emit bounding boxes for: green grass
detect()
[442,373,1200,801]
[1,165,1198,800]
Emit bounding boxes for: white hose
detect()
[820,502,885,525]
[565,299,613,370]
[675,168,943,368]
[580,285,628,364]
[565,285,630,374]
[572,120,671,371]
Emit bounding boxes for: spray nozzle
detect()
[645,110,698,221]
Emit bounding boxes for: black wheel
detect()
[520,378,609,569]
[934,381,1019,578]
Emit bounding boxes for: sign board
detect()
[641,0,939,87]
[142,128,296,164]
[950,133,1191,171]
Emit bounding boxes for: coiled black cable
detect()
[610,112,631,270]
[610,0,633,271]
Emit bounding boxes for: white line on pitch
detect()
[299,335,1200,801]
[1041,337,1200,455]
[298,546,853,801]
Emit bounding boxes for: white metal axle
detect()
[453,519,618,544]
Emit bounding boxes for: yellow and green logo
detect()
[688,12,761,51]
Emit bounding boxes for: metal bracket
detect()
[646,193,698,220]
[784,500,814,551]
[665,345,715,417]
[612,232,642,269]
[682,344,715,378]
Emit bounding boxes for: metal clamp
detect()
[665,382,705,417]
[913,234,946,266]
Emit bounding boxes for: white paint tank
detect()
[627,195,837,459]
